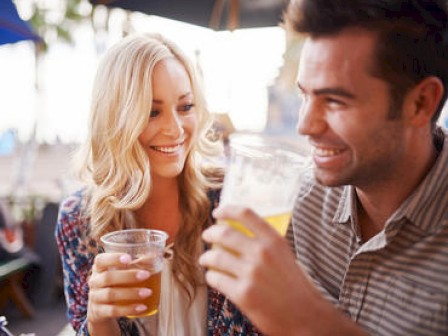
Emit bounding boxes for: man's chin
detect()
[314,170,349,188]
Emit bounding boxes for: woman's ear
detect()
[404,76,444,127]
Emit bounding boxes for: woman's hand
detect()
[86,252,152,333]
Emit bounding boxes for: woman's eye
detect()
[149,110,160,118]
[179,104,194,112]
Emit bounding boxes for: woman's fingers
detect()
[88,251,157,321]
[89,267,151,289]
[89,286,152,304]
[88,301,149,321]
[92,252,131,273]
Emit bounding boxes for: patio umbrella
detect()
[91,0,288,30]
[0,0,41,46]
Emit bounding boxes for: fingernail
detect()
[135,304,147,312]
[139,288,152,297]
[120,254,131,264]
[136,270,150,280]
[198,255,205,265]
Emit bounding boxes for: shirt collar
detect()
[334,185,355,224]
[333,130,448,233]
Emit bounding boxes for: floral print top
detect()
[55,189,261,335]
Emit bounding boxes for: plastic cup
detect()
[220,133,311,236]
[100,229,168,317]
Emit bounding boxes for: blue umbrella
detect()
[0,0,41,45]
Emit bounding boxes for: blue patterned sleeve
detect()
[205,187,263,336]
[55,191,139,336]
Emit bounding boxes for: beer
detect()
[226,211,292,237]
[123,270,162,318]
[100,229,168,319]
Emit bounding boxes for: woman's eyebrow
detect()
[152,92,193,104]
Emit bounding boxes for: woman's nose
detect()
[162,112,184,138]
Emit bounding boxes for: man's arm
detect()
[199,205,368,336]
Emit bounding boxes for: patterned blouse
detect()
[55,189,261,335]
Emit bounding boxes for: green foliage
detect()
[26,0,92,52]
[6,194,48,223]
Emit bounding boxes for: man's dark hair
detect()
[286,0,448,127]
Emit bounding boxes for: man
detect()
[199,0,448,335]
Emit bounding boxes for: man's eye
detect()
[325,98,346,107]
[179,104,194,112]
[149,110,160,118]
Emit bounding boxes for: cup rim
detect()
[229,132,309,157]
[100,228,169,248]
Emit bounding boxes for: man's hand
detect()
[199,205,368,336]
[199,205,314,335]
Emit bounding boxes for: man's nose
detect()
[297,99,327,136]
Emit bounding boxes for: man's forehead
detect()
[298,30,377,77]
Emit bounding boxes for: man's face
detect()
[297,29,409,188]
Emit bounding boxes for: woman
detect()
[55,33,259,335]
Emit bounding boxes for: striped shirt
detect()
[291,131,448,336]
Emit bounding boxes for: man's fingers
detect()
[204,268,240,301]
[213,205,279,238]
[202,222,252,253]
[199,245,245,278]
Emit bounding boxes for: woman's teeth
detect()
[152,145,180,153]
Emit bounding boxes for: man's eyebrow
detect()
[297,83,356,99]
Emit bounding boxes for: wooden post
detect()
[228,0,240,31]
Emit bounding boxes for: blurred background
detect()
[1,0,448,335]
[0,0,306,334]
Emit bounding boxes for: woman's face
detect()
[138,57,198,181]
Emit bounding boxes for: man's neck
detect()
[356,138,440,241]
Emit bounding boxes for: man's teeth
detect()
[314,147,343,156]
[152,145,180,153]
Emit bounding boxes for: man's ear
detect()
[404,76,444,127]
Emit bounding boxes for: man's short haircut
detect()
[286,0,448,125]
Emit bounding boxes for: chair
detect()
[0,202,39,318]
[30,202,61,307]
[0,256,35,318]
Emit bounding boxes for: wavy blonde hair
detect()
[75,33,222,300]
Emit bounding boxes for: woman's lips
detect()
[150,140,185,153]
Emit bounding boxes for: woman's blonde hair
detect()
[75,33,222,300]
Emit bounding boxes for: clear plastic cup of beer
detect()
[100,229,168,317]
[220,133,311,237]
